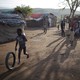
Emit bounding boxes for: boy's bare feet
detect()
[24,52,29,58]
[26,54,29,58]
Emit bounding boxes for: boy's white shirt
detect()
[22,32,26,36]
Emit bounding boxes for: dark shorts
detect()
[18,46,26,54]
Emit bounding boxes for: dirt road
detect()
[0,27,80,80]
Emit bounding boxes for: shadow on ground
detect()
[30,32,44,39]
[0,37,80,80]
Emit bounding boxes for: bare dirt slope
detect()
[0,27,80,80]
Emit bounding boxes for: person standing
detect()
[69,28,75,46]
[57,24,59,30]
[61,20,65,36]
[43,16,48,34]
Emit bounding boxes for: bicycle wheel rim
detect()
[5,52,16,70]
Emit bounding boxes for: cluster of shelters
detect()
[0,11,57,43]
[26,13,57,28]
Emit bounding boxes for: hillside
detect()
[32,8,80,17]
[0,8,80,18]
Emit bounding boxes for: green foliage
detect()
[14,5,32,16]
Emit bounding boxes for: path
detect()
[0,27,80,80]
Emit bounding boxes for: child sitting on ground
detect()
[15,28,29,64]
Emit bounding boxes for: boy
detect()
[15,28,29,64]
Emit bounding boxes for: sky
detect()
[0,0,65,9]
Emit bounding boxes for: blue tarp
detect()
[0,13,26,26]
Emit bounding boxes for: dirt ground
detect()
[0,27,80,80]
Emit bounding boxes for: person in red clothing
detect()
[69,18,76,30]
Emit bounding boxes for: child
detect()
[57,24,59,30]
[43,25,47,34]
[69,28,75,46]
[15,28,29,64]
[66,29,70,38]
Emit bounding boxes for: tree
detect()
[65,0,80,18]
[14,5,32,19]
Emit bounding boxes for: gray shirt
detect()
[16,34,27,48]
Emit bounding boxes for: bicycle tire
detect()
[5,52,16,70]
